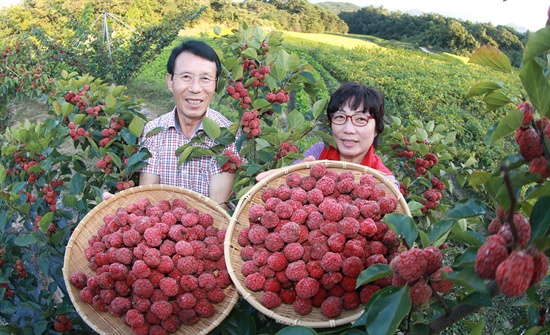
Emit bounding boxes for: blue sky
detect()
[309,0,549,32]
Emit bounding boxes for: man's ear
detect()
[166,74,173,92]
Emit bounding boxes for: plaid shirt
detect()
[140,107,238,197]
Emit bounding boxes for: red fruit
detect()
[529,156,550,180]
[474,234,508,279]
[530,250,549,286]
[429,267,454,293]
[517,128,543,162]
[295,277,320,299]
[498,212,531,248]
[423,246,443,276]
[496,250,534,297]
[321,296,344,318]
[394,248,427,282]
[261,291,282,309]
[409,279,433,307]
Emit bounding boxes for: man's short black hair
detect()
[167,40,221,79]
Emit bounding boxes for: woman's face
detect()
[331,102,378,164]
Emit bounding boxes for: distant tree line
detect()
[0,0,530,66]
[337,5,529,66]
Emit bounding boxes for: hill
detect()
[314,1,360,13]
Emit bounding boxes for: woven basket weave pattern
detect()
[63,184,239,335]
[224,160,410,328]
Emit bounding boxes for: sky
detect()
[309,0,550,32]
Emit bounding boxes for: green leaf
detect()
[313,98,328,119]
[459,291,492,307]
[483,91,513,110]
[220,308,256,335]
[520,60,550,118]
[270,64,286,82]
[70,173,84,194]
[128,117,144,137]
[468,45,512,73]
[38,252,51,280]
[427,219,454,244]
[365,286,411,335]
[486,109,523,147]
[203,117,221,140]
[469,318,484,335]
[241,47,258,61]
[383,213,417,248]
[453,246,479,268]
[342,330,368,335]
[444,198,487,219]
[14,234,37,247]
[105,93,117,109]
[450,224,485,246]
[446,266,487,293]
[530,196,550,242]
[214,26,221,35]
[465,81,504,98]
[32,321,49,335]
[0,165,5,184]
[39,211,54,232]
[62,194,78,209]
[235,185,254,200]
[287,110,305,129]
[246,164,264,176]
[523,25,550,63]
[356,264,392,287]
[275,326,317,335]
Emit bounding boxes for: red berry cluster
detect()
[63,85,92,111]
[414,153,438,177]
[9,148,45,183]
[100,117,125,147]
[0,250,5,269]
[274,142,298,162]
[241,109,261,138]
[67,121,91,141]
[116,180,136,192]
[13,259,27,279]
[221,149,243,173]
[249,65,270,88]
[239,163,402,318]
[227,81,252,109]
[515,102,550,182]
[53,315,73,333]
[265,88,290,105]
[42,180,63,212]
[420,176,446,214]
[0,283,14,297]
[474,209,548,297]
[389,246,453,307]
[70,196,230,335]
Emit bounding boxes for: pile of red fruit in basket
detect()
[238,163,402,318]
[69,197,230,335]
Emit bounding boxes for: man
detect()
[104,40,239,207]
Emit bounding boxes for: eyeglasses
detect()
[175,73,216,86]
[330,112,373,127]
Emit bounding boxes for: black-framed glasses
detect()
[330,112,373,127]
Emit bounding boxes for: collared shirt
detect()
[139,107,238,197]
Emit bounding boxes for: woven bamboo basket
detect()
[63,184,239,335]
[224,160,411,328]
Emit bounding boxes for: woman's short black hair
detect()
[166,40,221,79]
[327,82,385,147]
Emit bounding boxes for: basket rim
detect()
[224,160,411,328]
[63,184,238,335]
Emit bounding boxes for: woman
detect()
[258,82,397,185]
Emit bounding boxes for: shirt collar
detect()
[171,107,207,137]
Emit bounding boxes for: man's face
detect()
[166,51,217,123]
